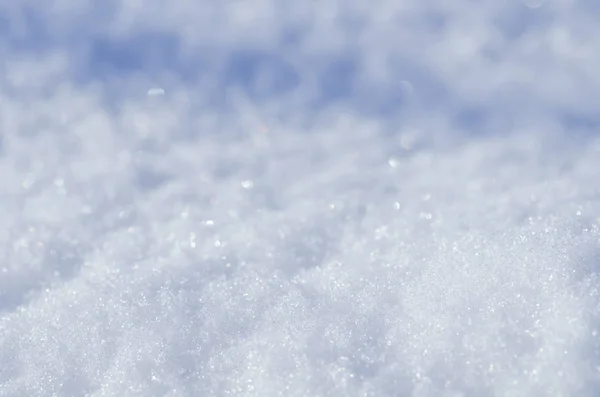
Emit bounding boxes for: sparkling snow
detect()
[1,1,600,396]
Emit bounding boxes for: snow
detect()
[147,88,165,97]
[1,1,600,396]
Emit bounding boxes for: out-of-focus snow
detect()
[1,1,600,396]
[147,88,165,97]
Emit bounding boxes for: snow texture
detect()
[2,1,600,396]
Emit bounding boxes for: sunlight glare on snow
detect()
[1,0,600,396]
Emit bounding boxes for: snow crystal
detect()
[1,1,600,396]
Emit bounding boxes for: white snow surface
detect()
[2,1,600,396]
